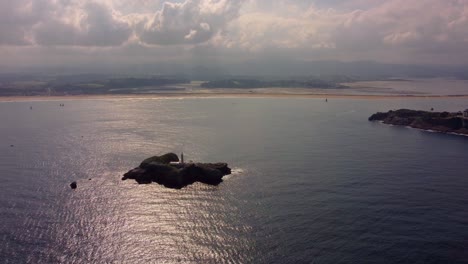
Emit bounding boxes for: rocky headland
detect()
[122,153,231,189]
[369,109,468,136]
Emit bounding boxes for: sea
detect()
[1,96,468,264]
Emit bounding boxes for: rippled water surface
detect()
[1,98,468,263]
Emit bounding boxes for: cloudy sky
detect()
[1,0,468,69]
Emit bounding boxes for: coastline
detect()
[2,92,468,102]
[369,109,468,136]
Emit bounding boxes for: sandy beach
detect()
[2,92,468,102]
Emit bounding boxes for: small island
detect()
[122,153,231,189]
[369,109,468,136]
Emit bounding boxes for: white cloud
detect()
[137,0,242,45]
[333,0,468,53]
[1,0,468,65]
[224,3,337,51]
[218,0,468,63]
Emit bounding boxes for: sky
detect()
[1,0,468,69]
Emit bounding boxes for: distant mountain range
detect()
[1,60,467,80]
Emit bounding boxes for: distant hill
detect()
[200,79,347,89]
[2,60,467,80]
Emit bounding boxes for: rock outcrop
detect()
[122,153,231,189]
[369,109,468,136]
[139,153,179,168]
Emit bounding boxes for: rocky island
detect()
[122,153,231,189]
[369,109,468,136]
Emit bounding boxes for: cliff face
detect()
[369,109,468,135]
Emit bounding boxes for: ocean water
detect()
[1,97,468,264]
